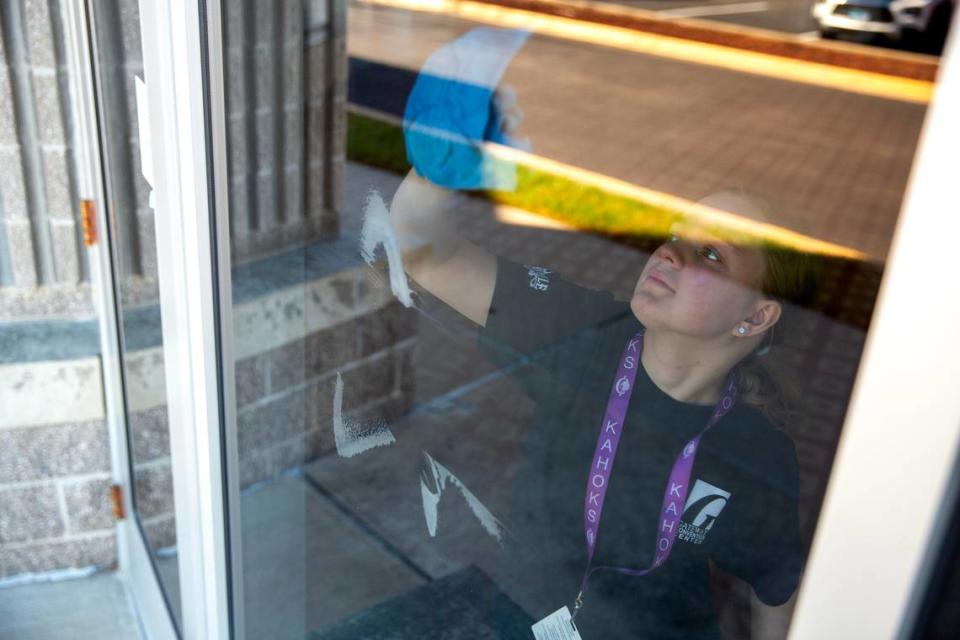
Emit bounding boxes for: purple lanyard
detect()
[574,332,738,618]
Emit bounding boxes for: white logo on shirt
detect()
[524,265,552,291]
[679,479,731,545]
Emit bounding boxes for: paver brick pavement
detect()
[348,2,926,260]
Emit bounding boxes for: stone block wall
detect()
[0,394,116,578]
[223,0,346,264]
[127,406,177,553]
[0,331,175,579]
[0,0,161,412]
[88,0,158,306]
[0,0,356,581]
[0,249,419,580]
[122,254,421,552]
[0,0,91,319]
[232,256,418,489]
[0,0,349,321]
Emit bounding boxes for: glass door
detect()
[81,0,183,637]
[200,1,960,639]
[118,0,960,637]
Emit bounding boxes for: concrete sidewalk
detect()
[0,572,142,640]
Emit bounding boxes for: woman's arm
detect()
[710,560,798,640]
[390,169,497,326]
[750,587,797,640]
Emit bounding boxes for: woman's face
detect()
[630,223,769,340]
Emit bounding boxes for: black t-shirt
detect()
[479,260,803,639]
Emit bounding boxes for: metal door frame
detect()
[789,20,960,639]
[61,1,180,638]
[137,0,233,638]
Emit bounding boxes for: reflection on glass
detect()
[220,1,923,638]
[89,0,181,629]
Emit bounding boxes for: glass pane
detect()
[909,474,960,639]
[88,0,182,630]
[216,1,946,637]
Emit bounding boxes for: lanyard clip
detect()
[571,590,584,623]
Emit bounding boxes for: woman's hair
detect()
[698,189,824,427]
[739,244,823,426]
[737,247,821,427]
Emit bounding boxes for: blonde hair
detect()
[697,190,823,427]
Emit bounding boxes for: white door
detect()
[62,1,182,638]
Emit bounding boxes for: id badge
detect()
[531,606,583,640]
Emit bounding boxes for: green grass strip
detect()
[347,111,677,240]
[347,112,411,175]
[489,165,677,237]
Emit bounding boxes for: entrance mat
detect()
[307,565,534,639]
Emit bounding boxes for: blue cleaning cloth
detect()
[403,28,530,191]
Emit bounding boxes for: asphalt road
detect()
[583,0,949,54]
[348,2,929,260]
[604,0,820,34]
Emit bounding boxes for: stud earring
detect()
[738,326,748,335]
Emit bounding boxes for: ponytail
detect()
[741,245,822,429]
[736,356,799,429]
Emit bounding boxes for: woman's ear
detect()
[745,298,782,334]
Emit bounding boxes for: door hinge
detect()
[80,199,97,246]
[110,484,126,521]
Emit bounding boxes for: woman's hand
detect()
[389,170,497,327]
[492,84,528,148]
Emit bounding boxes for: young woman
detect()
[390,165,817,639]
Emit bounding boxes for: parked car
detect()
[812,0,954,51]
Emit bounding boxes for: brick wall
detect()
[0,418,116,577]
[0,0,87,298]
[0,0,357,581]
[0,251,419,580]
[233,262,418,490]
[223,0,345,264]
